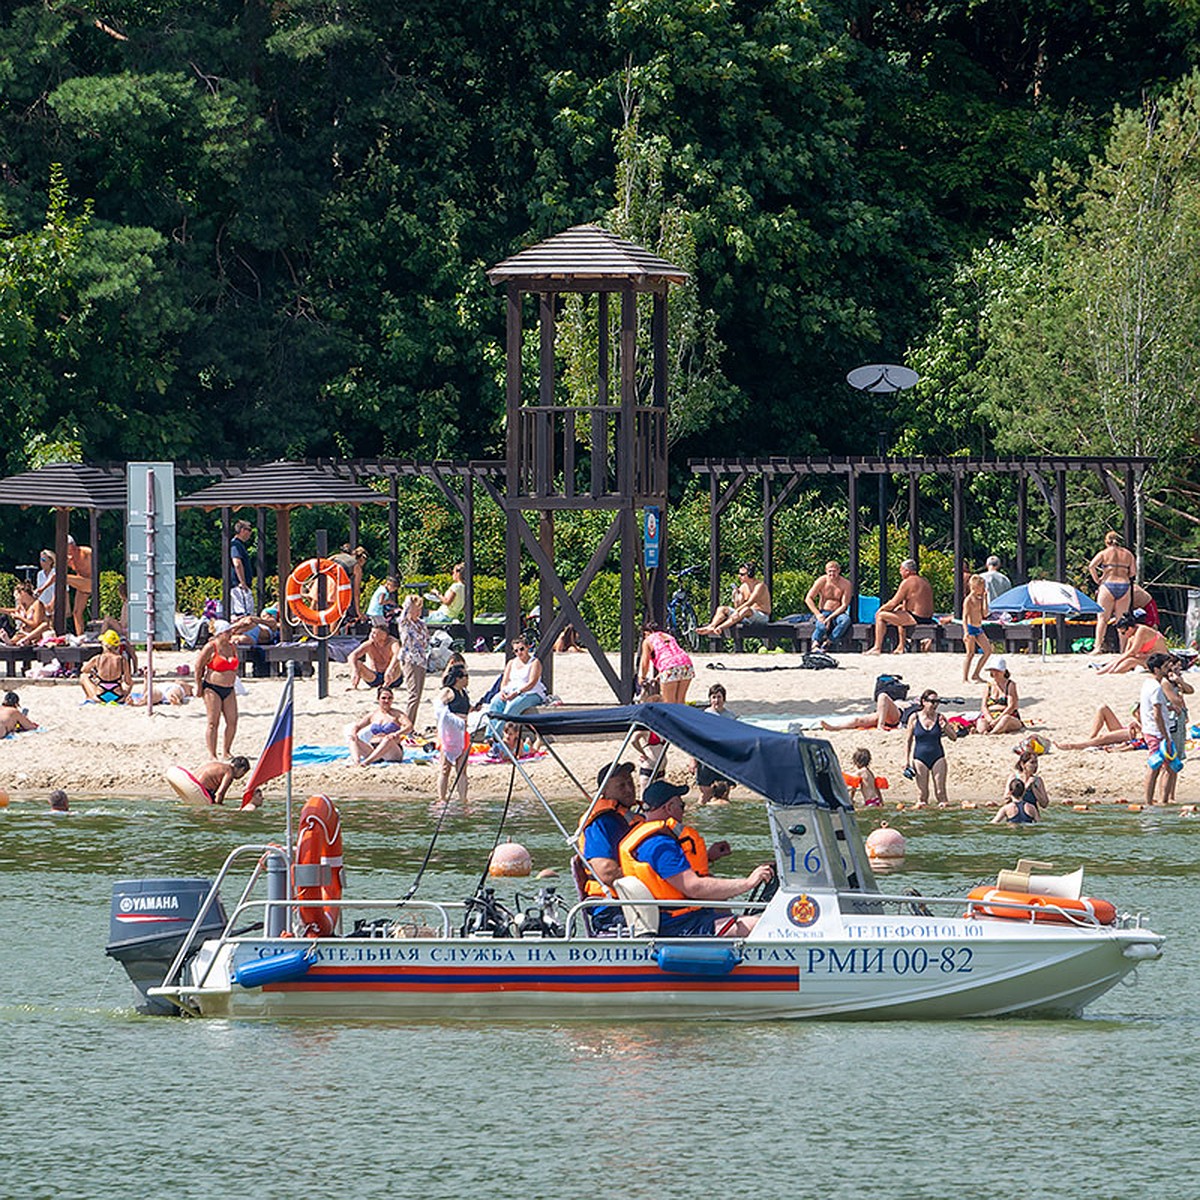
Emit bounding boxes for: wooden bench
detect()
[940,621,1008,654]
[731,620,807,652]
[240,642,319,677]
[0,646,37,677]
[36,645,94,674]
[846,622,941,653]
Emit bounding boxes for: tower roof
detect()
[488,224,688,290]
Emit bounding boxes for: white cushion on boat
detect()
[612,876,659,936]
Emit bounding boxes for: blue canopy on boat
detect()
[516,703,845,809]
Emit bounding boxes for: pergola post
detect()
[89,507,100,624]
[220,507,232,620]
[1016,473,1028,583]
[952,469,965,617]
[848,468,860,614]
[1055,468,1068,652]
[53,509,70,636]
[907,475,920,568]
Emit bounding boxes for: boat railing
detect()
[848,890,1117,930]
[158,843,287,992]
[223,896,461,939]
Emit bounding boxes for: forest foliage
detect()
[3,0,1200,583]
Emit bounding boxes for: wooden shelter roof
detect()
[176,460,387,510]
[487,224,689,290]
[0,462,126,509]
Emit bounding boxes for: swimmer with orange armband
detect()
[843,747,889,807]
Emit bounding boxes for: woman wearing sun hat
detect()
[976,656,1024,735]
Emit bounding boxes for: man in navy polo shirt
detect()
[577,762,639,933]
[618,781,772,937]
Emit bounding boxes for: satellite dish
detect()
[846,364,920,393]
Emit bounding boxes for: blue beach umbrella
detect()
[988,581,1102,658]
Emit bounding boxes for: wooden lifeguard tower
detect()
[487,225,688,701]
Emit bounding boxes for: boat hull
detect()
[178,923,1162,1021]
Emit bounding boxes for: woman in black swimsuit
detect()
[905,690,954,807]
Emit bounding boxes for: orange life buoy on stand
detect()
[294,794,345,936]
[966,886,1116,926]
[285,558,353,631]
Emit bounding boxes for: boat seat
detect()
[570,855,596,937]
[612,876,659,936]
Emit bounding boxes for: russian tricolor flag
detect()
[241,674,294,807]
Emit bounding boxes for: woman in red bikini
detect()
[194,619,241,758]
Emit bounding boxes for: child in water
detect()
[991,777,1039,824]
[845,747,885,807]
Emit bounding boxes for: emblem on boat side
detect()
[787,894,820,927]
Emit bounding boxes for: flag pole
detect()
[285,659,295,866]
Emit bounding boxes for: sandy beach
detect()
[1,644,1190,810]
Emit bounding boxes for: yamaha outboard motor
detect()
[105,879,227,1015]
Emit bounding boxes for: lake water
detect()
[2,794,1197,1200]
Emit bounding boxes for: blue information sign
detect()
[643,506,661,569]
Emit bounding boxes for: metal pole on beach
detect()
[145,469,155,717]
[285,659,295,865]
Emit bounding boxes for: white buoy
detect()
[866,823,906,860]
[489,841,532,877]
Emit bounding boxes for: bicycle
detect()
[666,565,706,651]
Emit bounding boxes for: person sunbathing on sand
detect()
[1093,612,1167,675]
[1053,704,1145,751]
[822,693,911,731]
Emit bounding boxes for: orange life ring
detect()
[967,886,1116,926]
[285,558,353,629]
[294,794,345,937]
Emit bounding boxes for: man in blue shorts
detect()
[618,780,772,937]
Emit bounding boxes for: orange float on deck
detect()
[967,886,1116,926]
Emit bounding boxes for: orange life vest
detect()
[576,797,630,899]
[617,819,699,916]
[675,822,709,875]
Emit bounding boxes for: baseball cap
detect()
[642,780,689,809]
[988,656,1008,673]
[596,762,635,788]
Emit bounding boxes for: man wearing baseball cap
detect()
[618,780,772,937]
[576,762,640,933]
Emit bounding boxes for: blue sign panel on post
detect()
[643,505,661,569]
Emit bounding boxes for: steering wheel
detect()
[743,872,779,912]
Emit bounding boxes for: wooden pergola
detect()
[176,461,387,636]
[690,455,1154,622]
[0,463,126,633]
[169,458,506,638]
